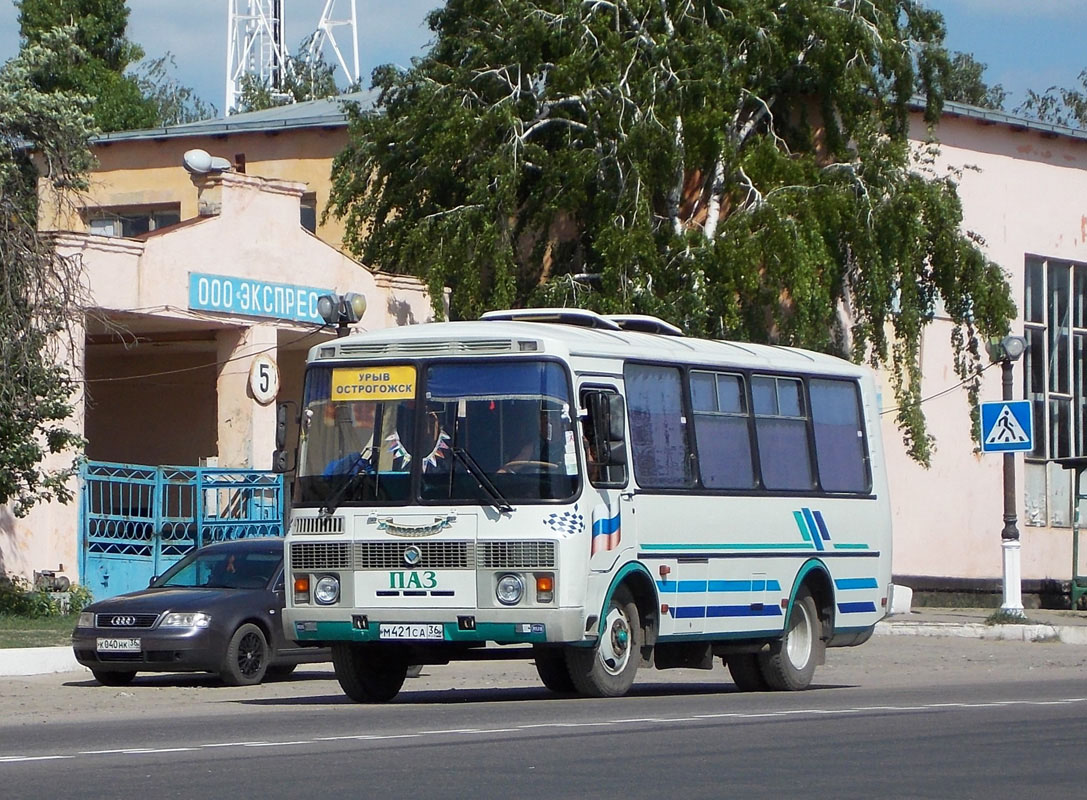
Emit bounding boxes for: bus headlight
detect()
[495,574,524,606]
[314,576,340,605]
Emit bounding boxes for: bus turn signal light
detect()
[294,576,310,604]
[536,574,554,603]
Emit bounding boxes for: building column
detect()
[216,324,279,469]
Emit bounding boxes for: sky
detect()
[0,0,1083,118]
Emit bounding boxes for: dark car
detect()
[72,538,326,686]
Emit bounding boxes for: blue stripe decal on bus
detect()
[834,577,879,590]
[813,510,831,541]
[837,601,878,614]
[793,511,812,543]
[801,507,825,551]
[656,580,783,593]
[672,605,784,619]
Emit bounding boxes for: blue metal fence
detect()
[80,461,286,600]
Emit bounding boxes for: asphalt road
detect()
[2,636,1086,798]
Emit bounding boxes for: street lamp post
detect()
[987,334,1027,616]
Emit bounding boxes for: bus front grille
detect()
[354,541,474,569]
[291,541,353,570]
[291,516,344,534]
[476,541,556,569]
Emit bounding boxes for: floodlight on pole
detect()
[317,292,366,337]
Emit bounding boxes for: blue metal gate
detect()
[80,461,286,600]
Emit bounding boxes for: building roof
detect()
[93,89,380,143]
[93,91,1087,147]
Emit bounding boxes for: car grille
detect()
[291,540,556,570]
[477,541,556,569]
[95,613,160,629]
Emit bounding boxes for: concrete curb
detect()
[0,647,87,677]
[874,619,1087,646]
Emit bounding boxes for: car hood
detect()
[87,588,264,614]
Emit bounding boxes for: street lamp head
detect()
[986,334,1026,363]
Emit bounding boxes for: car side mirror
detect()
[272,401,297,473]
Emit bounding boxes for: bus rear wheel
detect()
[758,587,823,690]
[566,586,641,697]
[332,643,408,702]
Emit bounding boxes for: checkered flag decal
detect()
[544,507,584,537]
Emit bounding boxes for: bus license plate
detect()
[378,623,444,640]
[97,637,140,652]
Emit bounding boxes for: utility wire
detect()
[879,359,999,416]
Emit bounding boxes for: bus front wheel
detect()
[332,643,408,702]
[758,586,823,690]
[566,585,642,697]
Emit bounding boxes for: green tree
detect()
[232,46,344,114]
[941,51,1006,110]
[1016,70,1087,128]
[0,28,96,514]
[327,0,1015,464]
[17,0,158,131]
[135,54,218,126]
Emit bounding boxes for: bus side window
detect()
[582,390,628,487]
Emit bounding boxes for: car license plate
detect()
[97,637,140,652]
[378,623,444,640]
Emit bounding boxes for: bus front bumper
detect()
[285,606,590,646]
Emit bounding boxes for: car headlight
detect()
[495,574,524,606]
[160,612,212,628]
[314,575,340,605]
[77,611,94,628]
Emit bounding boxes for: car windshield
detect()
[295,360,579,507]
[155,547,281,590]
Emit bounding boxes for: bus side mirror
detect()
[586,392,626,466]
[272,401,297,473]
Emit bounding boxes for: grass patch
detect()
[985,609,1031,626]
[0,613,78,648]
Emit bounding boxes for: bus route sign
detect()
[331,366,416,401]
[980,400,1033,453]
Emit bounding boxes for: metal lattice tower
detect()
[226,0,360,115]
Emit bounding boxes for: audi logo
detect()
[110,616,137,626]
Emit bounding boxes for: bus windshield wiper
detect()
[322,451,374,515]
[451,447,513,514]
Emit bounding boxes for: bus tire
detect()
[726,653,769,692]
[565,585,641,697]
[332,643,408,702]
[758,587,823,691]
[533,646,576,693]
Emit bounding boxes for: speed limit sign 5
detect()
[248,353,280,405]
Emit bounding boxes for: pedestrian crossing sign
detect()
[980,400,1033,453]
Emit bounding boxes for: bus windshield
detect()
[294,360,579,506]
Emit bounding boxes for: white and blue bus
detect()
[279,308,892,701]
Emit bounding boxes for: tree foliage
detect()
[17,0,157,132]
[327,0,1015,464]
[232,46,345,114]
[1016,69,1087,129]
[134,54,218,126]
[940,51,1005,110]
[0,29,96,514]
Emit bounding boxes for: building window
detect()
[87,205,181,238]
[1024,254,1087,527]
[300,193,317,233]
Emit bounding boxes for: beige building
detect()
[7,91,1087,605]
[1,93,434,594]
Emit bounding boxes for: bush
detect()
[0,574,92,617]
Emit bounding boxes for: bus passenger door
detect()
[580,385,633,574]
